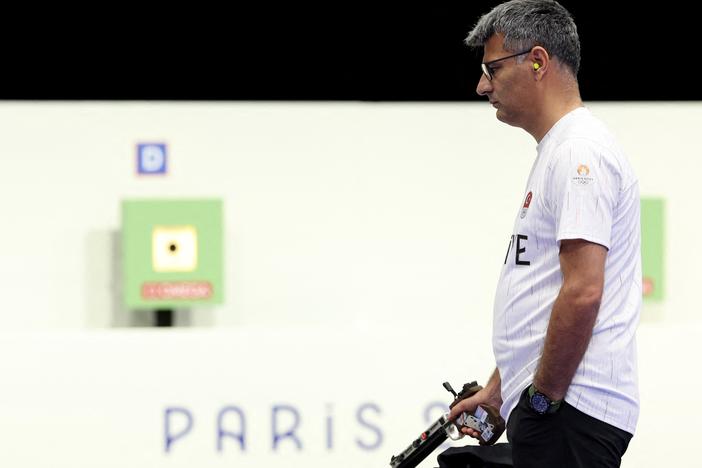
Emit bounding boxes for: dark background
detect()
[1,2,694,101]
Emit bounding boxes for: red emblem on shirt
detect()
[520,191,533,219]
[523,191,533,208]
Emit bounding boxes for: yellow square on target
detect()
[152,226,198,272]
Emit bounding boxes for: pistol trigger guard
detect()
[443,413,464,441]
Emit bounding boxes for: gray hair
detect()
[465,0,580,76]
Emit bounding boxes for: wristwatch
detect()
[527,384,562,415]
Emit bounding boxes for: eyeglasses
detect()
[481,49,533,81]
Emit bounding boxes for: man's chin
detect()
[495,110,521,128]
[495,109,509,123]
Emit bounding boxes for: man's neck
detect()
[531,95,583,143]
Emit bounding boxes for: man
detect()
[448,1,641,467]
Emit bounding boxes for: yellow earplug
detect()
[533,63,540,70]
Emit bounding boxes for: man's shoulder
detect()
[548,119,630,177]
[554,121,618,153]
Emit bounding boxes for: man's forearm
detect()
[533,286,600,401]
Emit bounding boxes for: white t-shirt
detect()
[493,106,641,434]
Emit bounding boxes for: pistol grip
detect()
[477,404,505,446]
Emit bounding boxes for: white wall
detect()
[0,101,700,466]
[0,101,526,330]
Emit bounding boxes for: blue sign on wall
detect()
[137,143,168,175]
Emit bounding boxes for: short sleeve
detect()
[546,139,619,250]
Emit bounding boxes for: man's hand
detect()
[447,369,502,440]
[448,389,492,439]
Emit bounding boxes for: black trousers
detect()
[507,387,632,468]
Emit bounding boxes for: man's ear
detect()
[531,46,550,79]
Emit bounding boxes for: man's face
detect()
[476,34,534,128]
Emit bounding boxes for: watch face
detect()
[531,393,549,414]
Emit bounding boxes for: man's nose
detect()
[476,73,492,96]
